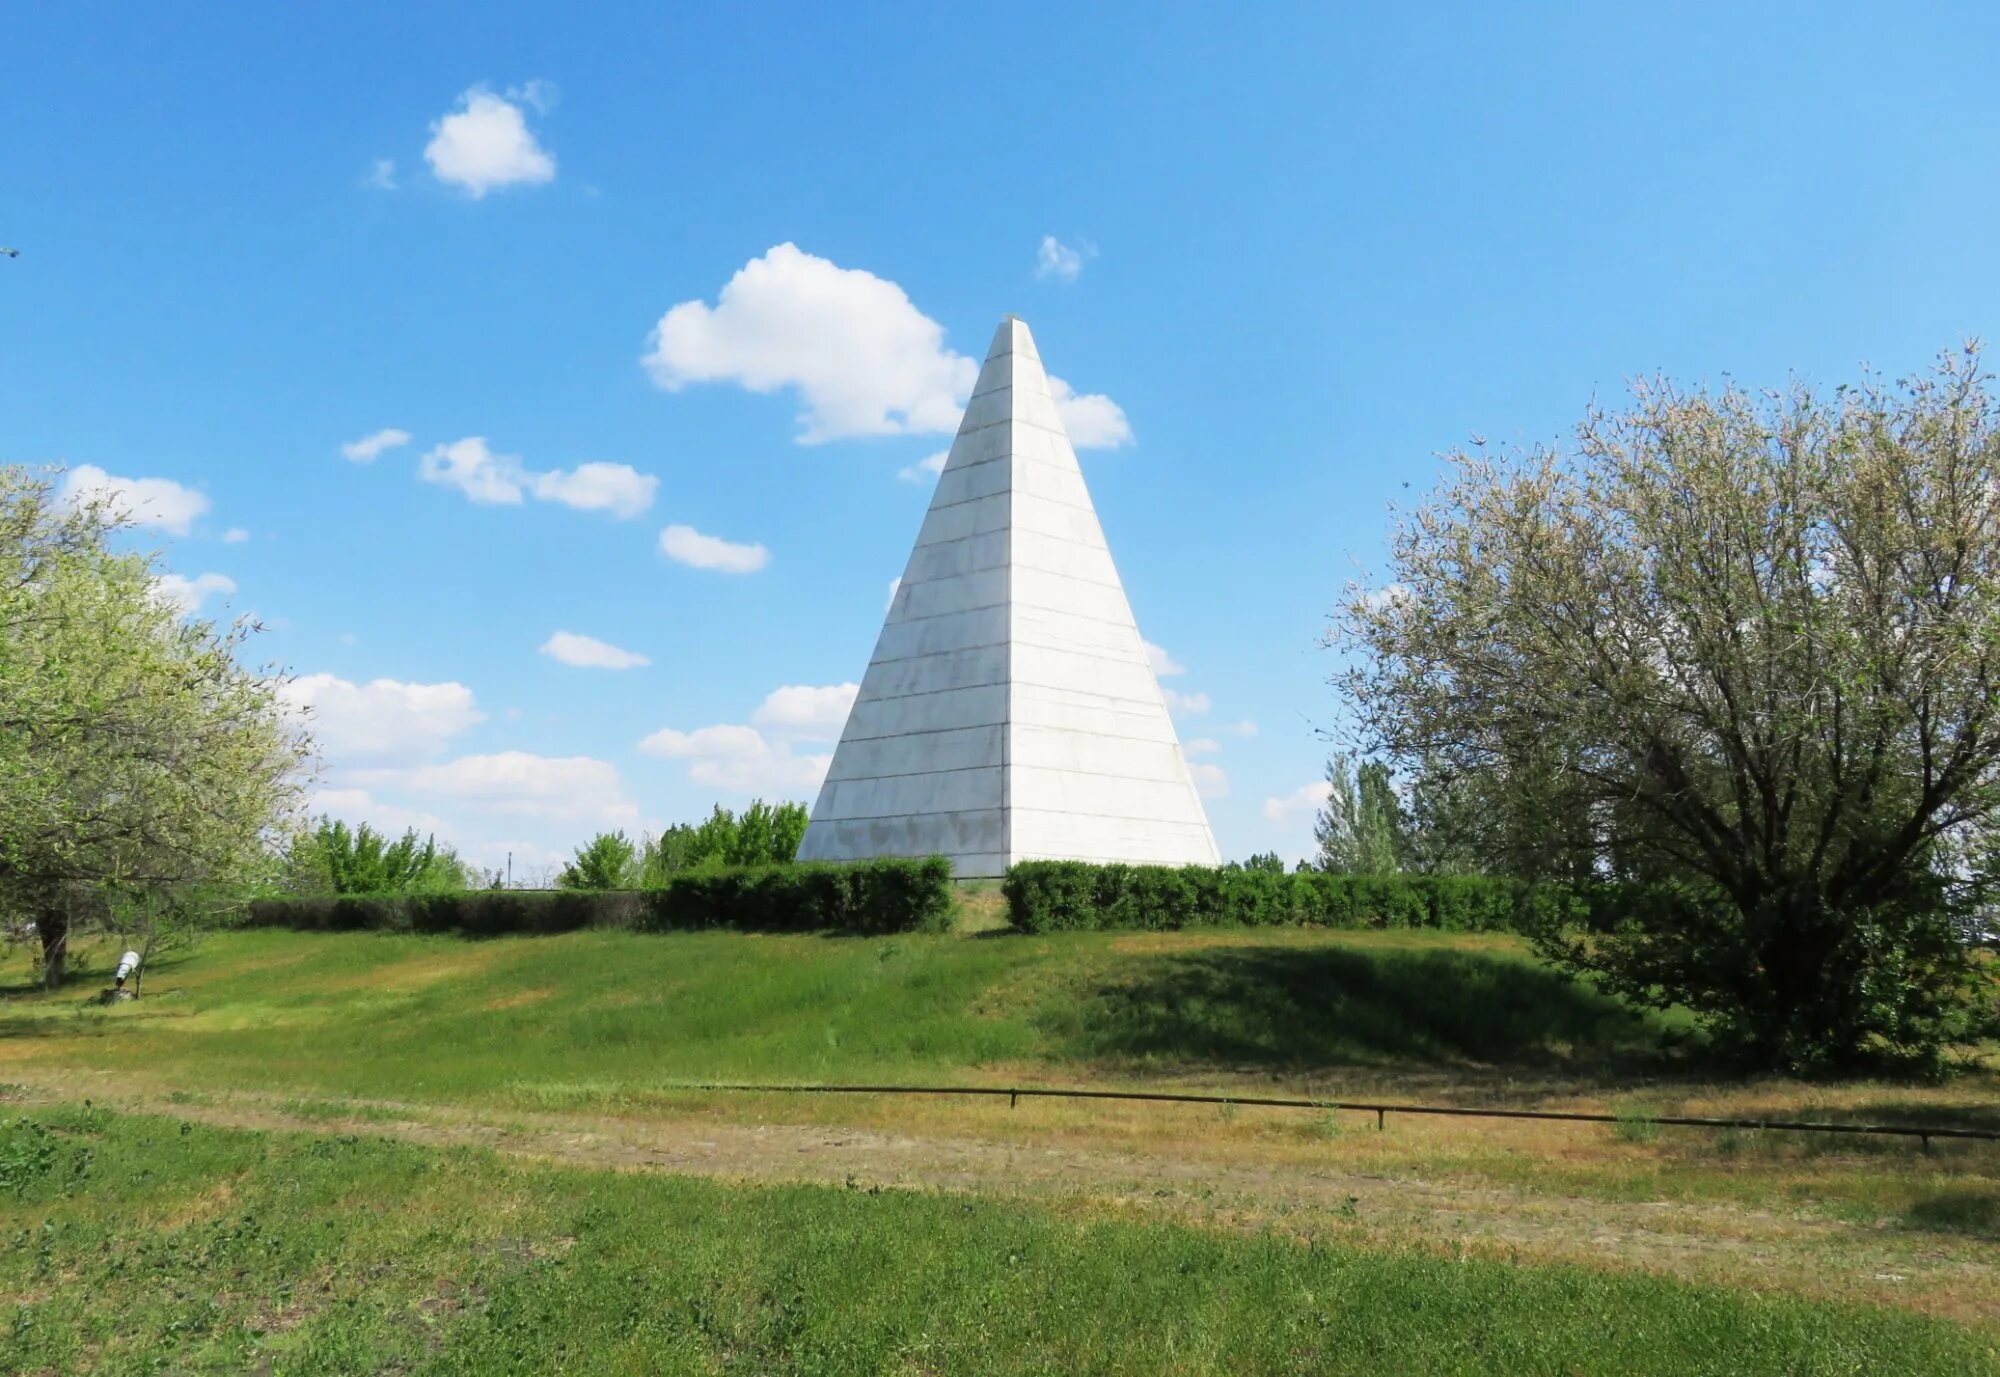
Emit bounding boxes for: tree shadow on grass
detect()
[1903,1188,2000,1242]
[1044,944,1681,1082]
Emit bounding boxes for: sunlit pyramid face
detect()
[798,316,1217,877]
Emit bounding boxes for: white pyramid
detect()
[798,316,1219,877]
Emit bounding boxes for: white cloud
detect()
[530,462,658,518]
[424,86,556,197]
[341,427,412,463]
[417,437,654,518]
[221,527,250,544]
[1035,235,1089,283]
[365,158,398,191]
[752,683,858,740]
[643,245,1131,451]
[281,672,484,767]
[898,450,948,483]
[1224,719,1259,738]
[305,787,442,838]
[1190,762,1230,798]
[644,243,976,444]
[507,79,557,113]
[638,722,829,796]
[154,571,236,614]
[659,523,768,573]
[1048,374,1133,448]
[418,436,523,504]
[1143,640,1186,677]
[1263,781,1332,823]
[59,465,210,536]
[400,751,635,824]
[539,631,650,670]
[1185,737,1222,755]
[1162,687,1211,717]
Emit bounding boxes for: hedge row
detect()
[244,857,954,937]
[1002,861,1593,934]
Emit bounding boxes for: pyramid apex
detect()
[986,314,1039,360]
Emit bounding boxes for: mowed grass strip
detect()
[3,1105,1994,1377]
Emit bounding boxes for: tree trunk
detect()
[36,909,68,989]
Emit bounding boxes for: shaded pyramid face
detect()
[798,316,1219,877]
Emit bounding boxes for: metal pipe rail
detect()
[684,1081,2000,1149]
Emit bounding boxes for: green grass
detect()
[3,1105,1992,1376]
[0,926,1680,1104]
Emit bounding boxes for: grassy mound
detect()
[1,927,1676,1102]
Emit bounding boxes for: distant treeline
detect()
[276,803,812,897]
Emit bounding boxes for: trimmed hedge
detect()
[244,857,955,937]
[1002,861,1590,935]
[638,857,954,935]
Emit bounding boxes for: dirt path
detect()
[9,1069,1995,1326]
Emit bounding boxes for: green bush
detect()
[1002,862,1588,935]
[640,857,953,935]
[243,857,953,937]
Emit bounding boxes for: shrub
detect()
[1002,861,1577,935]
[242,857,954,938]
[640,857,953,935]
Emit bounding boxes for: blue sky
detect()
[7,3,2000,876]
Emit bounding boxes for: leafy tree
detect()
[1335,350,2000,1071]
[1313,756,1408,873]
[281,819,470,895]
[558,831,641,890]
[639,801,812,882]
[0,468,304,986]
[770,800,810,864]
[1227,851,1288,874]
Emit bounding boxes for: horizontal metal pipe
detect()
[677,1082,1999,1142]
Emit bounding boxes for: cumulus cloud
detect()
[638,722,830,795]
[305,787,442,838]
[642,243,1131,450]
[154,571,236,614]
[281,672,484,767]
[644,243,974,443]
[1048,374,1133,448]
[751,683,858,740]
[417,437,655,517]
[1143,640,1186,677]
[1224,719,1259,738]
[59,465,209,536]
[659,523,768,573]
[365,158,398,191]
[1190,762,1230,798]
[341,427,412,463]
[539,631,650,670]
[400,752,635,824]
[424,86,556,197]
[221,527,250,544]
[1262,781,1332,822]
[898,450,948,483]
[1162,687,1211,717]
[1034,235,1090,283]
[419,436,524,504]
[1184,737,1222,755]
[530,462,659,518]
